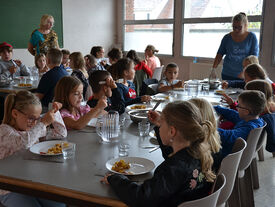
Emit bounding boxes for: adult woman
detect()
[28,14,59,56]
[144,44,161,75]
[212,12,259,80]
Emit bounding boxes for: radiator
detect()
[189,62,222,80]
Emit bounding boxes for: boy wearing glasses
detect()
[214,90,266,156]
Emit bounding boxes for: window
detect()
[182,0,263,58]
[123,0,174,55]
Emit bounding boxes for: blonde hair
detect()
[35,53,46,68]
[54,76,82,112]
[189,98,221,153]
[40,14,54,28]
[244,63,267,80]
[232,12,248,26]
[162,101,216,182]
[69,52,85,70]
[2,91,41,125]
[245,80,274,113]
[243,55,259,66]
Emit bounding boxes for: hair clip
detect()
[99,81,106,85]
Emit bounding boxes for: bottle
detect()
[209,68,218,89]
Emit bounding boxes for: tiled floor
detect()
[254,150,275,207]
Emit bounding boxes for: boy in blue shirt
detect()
[215,90,266,156]
[36,48,68,107]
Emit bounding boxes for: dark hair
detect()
[47,48,62,65]
[165,62,178,71]
[126,50,141,65]
[107,48,122,61]
[34,53,46,68]
[244,63,266,80]
[111,58,134,80]
[162,101,215,182]
[0,46,12,53]
[61,49,70,55]
[54,76,82,111]
[238,90,266,115]
[90,46,103,58]
[89,70,111,93]
[3,90,41,125]
[145,45,159,54]
[245,80,273,113]
[84,54,97,65]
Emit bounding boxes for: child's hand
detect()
[221,93,234,105]
[106,77,117,89]
[222,81,229,89]
[174,80,184,88]
[95,96,108,110]
[100,60,107,66]
[141,95,151,103]
[14,59,22,66]
[238,71,244,79]
[9,65,17,74]
[41,110,55,126]
[52,102,62,113]
[100,173,113,184]
[148,110,161,126]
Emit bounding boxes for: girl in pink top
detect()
[55,76,107,130]
[144,44,161,75]
[0,90,66,207]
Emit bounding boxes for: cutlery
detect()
[152,100,161,111]
[149,146,160,153]
[141,146,158,149]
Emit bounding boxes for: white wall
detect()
[12,0,116,67]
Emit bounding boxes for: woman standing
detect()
[28,14,59,55]
[144,44,161,75]
[212,12,259,80]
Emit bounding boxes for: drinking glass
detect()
[62,142,76,159]
[138,122,150,137]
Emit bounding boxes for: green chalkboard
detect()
[0,0,63,48]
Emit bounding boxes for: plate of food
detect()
[126,104,152,111]
[30,140,73,156]
[214,89,237,95]
[13,83,33,88]
[106,157,155,175]
[151,94,170,102]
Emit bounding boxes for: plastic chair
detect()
[228,123,266,207]
[152,65,164,81]
[178,174,226,207]
[251,129,267,190]
[216,138,247,207]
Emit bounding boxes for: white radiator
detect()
[189,62,222,80]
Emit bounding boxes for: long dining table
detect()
[0,87,241,206]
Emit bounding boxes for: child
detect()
[90,46,107,68]
[107,48,122,65]
[60,49,70,70]
[222,63,273,89]
[36,48,68,108]
[127,49,153,78]
[245,80,275,157]
[0,42,30,79]
[0,90,66,207]
[33,53,48,74]
[215,90,266,157]
[113,58,151,106]
[102,101,215,207]
[157,63,184,92]
[84,54,99,75]
[69,52,90,100]
[54,76,107,130]
[87,70,125,114]
[144,44,161,75]
[238,55,259,79]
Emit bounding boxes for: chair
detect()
[140,78,158,96]
[152,65,164,81]
[216,138,247,207]
[251,129,267,190]
[228,124,266,207]
[148,83,158,95]
[134,69,148,96]
[178,174,226,207]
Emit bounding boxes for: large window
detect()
[182,0,263,58]
[123,0,174,55]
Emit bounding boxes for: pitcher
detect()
[96,111,119,143]
[184,80,200,97]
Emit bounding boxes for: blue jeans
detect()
[0,192,65,207]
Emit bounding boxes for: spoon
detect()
[152,100,161,111]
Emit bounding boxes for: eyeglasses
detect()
[236,103,250,113]
[18,110,40,123]
[233,25,243,30]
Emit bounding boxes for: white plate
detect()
[30,140,73,156]
[126,104,152,111]
[151,94,169,102]
[149,130,156,138]
[13,84,33,89]
[214,89,237,95]
[87,118,97,127]
[106,157,155,175]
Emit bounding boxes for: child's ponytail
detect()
[2,93,17,124]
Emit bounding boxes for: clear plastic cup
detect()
[138,122,150,137]
[62,142,76,159]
